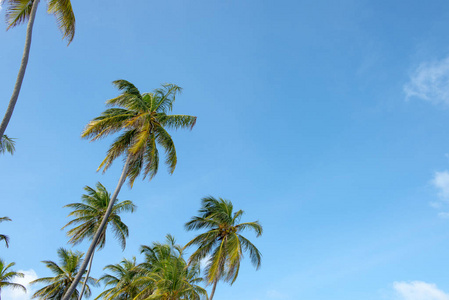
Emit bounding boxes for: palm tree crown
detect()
[134,234,207,300]
[0,217,12,248]
[5,0,75,43]
[0,259,26,299]
[95,257,141,300]
[31,248,97,299]
[184,197,263,300]
[62,182,136,250]
[0,136,16,155]
[81,80,197,186]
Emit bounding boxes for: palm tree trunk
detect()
[62,155,131,300]
[78,247,95,300]
[0,0,40,139]
[209,280,218,300]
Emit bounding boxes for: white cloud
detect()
[404,56,449,105]
[432,171,449,200]
[430,171,449,216]
[3,269,38,300]
[393,281,449,300]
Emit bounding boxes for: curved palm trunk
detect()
[78,247,95,300]
[0,0,40,139]
[209,280,218,300]
[62,155,131,300]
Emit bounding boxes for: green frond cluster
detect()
[0,259,26,293]
[0,135,16,155]
[81,80,196,186]
[185,197,263,285]
[96,235,207,300]
[5,0,76,44]
[62,182,136,250]
[31,248,97,299]
[0,216,12,248]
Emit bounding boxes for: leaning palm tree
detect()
[62,80,196,300]
[95,257,141,300]
[0,0,75,139]
[0,217,12,247]
[0,259,26,300]
[0,136,16,155]
[184,197,263,300]
[134,235,207,300]
[31,248,96,299]
[62,182,135,300]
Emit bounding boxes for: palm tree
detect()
[95,257,141,300]
[0,136,16,155]
[0,217,12,247]
[0,0,75,139]
[62,182,135,300]
[62,80,196,300]
[133,235,207,300]
[0,259,26,300]
[184,197,263,300]
[31,248,96,299]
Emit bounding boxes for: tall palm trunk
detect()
[78,246,95,300]
[209,280,218,300]
[62,155,131,300]
[0,0,40,139]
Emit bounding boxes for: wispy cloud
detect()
[393,281,449,300]
[430,171,449,216]
[432,171,449,199]
[3,269,38,300]
[404,56,449,105]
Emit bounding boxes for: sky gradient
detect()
[2,1,449,299]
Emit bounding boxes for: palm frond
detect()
[47,0,75,44]
[5,0,33,30]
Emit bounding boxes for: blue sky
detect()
[3,0,449,299]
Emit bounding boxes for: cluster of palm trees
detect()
[0,194,262,300]
[1,1,263,299]
[1,63,263,300]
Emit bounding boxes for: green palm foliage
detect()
[81,80,197,186]
[0,136,16,155]
[62,182,135,300]
[5,0,76,39]
[63,80,196,300]
[31,248,97,299]
[0,217,12,248]
[0,0,75,139]
[184,197,263,300]
[95,257,141,300]
[62,182,136,250]
[0,259,26,300]
[134,235,207,300]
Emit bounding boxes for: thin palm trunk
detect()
[62,155,131,300]
[209,280,218,300]
[78,247,95,300]
[0,0,40,139]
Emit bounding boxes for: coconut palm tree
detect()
[0,217,12,248]
[0,0,75,140]
[133,235,207,300]
[62,80,196,300]
[31,248,96,299]
[95,257,141,300]
[184,197,263,300]
[0,136,16,155]
[62,182,135,300]
[0,259,26,300]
